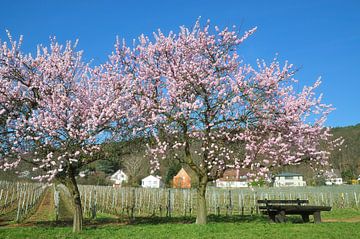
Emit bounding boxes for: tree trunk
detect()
[64,172,83,233]
[196,175,208,224]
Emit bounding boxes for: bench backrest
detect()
[257,199,309,206]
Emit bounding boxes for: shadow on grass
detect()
[12,214,269,228]
[4,214,310,228]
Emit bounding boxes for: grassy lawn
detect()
[0,209,359,239]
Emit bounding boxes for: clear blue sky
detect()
[1,0,359,127]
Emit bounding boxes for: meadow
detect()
[1,209,359,239]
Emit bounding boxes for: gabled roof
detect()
[174,168,191,178]
[111,169,126,176]
[142,175,162,181]
[218,168,249,182]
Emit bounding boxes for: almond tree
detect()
[111,20,341,224]
[0,33,130,232]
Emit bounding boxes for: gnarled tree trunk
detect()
[64,171,83,233]
[196,175,208,224]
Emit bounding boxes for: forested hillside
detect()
[330,124,360,181]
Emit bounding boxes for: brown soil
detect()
[323,217,360,223]
[25,188,55,223]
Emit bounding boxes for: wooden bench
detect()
[257,199,331,223]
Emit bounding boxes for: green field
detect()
[1,209,359,239]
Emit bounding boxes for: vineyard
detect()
[0,181,45,224]
[1,180,359,224]
[77,185,360,219]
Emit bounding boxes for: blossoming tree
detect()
[111,20,340,224]
[0,33,130,232]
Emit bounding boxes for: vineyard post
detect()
[354,192,358,208]
[16,190,22,222]
[131,188,135,219]
[166,189,171,217]
[10,186,15,205]
[4,190,9,210]
[83,190,87,216]
[54,187,60,221]
[228,190,233,216]
[91,189,97,219]
[24,190,30,215]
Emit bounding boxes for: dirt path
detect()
[25,185,75,222]
[323,217,360,223]
[57,185,74,221]
[0,208,17,226]
[25,188,55,223]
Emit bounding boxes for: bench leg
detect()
[269,212,276,223]
[301,214,310,223]
[275,210,286,223]
[313,211,321,223]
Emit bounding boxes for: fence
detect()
[78,185,360,218]
[0,181,46,222]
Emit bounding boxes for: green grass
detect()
[1,222,359,239]
[322,208,360,219]
[0,209,359,239]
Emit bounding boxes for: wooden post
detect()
[0,189,3,205]
[16,190,22,222]
[166,189,171,217]
[54,188,60,221]
[228,190,233,216]
[83,190,87,216]
[92,189,97,219]
[4,190,9,210]
[24,190,30,216]
[131,188,135,219]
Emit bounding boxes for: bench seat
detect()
[257,199,331,223]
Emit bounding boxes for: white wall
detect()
[216,180,249,188]
[273,176,306,187]
[111,170,128,185]
[142,176,162,188]
[325,178,343,185]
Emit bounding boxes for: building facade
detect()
[142,175,163,188]
[110,169,128,187]
[273,172,306,187]
[325,177,343,185]
[173,168,191,188]
[216,168,249,188]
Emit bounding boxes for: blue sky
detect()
[1,0,359,127]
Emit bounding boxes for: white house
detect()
[273,172,306,187]
[110,169,128,187]
[324,169,343,186]
[216,169,249,188]
[325,177,343,185]
[141,175,163,188]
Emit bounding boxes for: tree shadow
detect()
[4,214,310,228]
[125,214,269,225]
